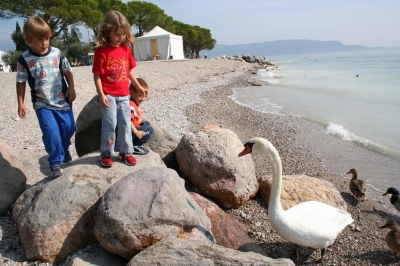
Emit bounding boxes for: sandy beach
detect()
[1,58,399,265]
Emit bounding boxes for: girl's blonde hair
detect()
[23,16,51,46]
[96,10,134,47]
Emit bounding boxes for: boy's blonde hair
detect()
[96,10,134,47]
[23,16,51,45]
[130,78,148,92]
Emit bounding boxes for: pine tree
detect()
[11,22,28,52]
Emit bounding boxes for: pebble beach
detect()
[1,58,400,265]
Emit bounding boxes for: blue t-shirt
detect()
[16,46,72,110]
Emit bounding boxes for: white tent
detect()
[133,26,184,61]
[0,50,11,73]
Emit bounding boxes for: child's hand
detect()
[65,86,76,102]
[137,85,147,97]
[135,130,146,139]
[99,95,109,108]
[18,104,27,119]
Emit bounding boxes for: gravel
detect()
[1,58,399,265]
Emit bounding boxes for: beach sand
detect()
[0,59,399,265]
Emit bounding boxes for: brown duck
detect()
[379,220,400,259]
[346,168,367,201]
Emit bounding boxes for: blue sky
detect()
[1,0,399,51]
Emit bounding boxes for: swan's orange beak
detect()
[238,146,251,157]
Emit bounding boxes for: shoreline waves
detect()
[0,59,399,265]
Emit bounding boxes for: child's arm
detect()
[16,82,27,119]
[131,123,145,139]
[94,74,109,108]
[64,71,76,102]
[129,70,147,97]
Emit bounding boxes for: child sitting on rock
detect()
[129,78,154,154]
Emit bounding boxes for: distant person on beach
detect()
[129,78,154,154]
[93,10,145,168]
[204,53,207,59]
[71,58,78,67]
[16,16,76,178]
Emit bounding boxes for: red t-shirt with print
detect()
[92,45,136,96]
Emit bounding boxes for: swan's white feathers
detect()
[245,137,354,250]
[273,201,353,248]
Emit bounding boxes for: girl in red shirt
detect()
[93,10,145,167]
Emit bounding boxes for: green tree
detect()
[127,1,171,36]
[42,37,91,65]
[94,0,135,37]
[0,0,103,42]
[11,21,28,51]
[1,50,22,71]
[191,26,216,54]
[65,42,92,63]
[60,26,82,45]
[171,21,216,56]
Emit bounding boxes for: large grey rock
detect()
[74,95,102,157]
[145,115,179,159]
[176,127,258,209]
[65,251,127,266]
[0,138,26,215]
[16,149,48,186]
[12,151,165,263]
[75,95,178,159]
[189,192,266,255]
[259,175,348,211]
[94,167,214,259]
[127,236,295,266]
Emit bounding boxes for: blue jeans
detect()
[100,95,133,156]
[35,108,76,167]
[132,121,154,146]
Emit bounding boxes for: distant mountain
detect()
[203,39,368,58]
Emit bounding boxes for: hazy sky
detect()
[1,0,399,51]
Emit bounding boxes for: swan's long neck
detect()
[261,142,284,214]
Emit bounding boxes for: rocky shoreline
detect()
[1,59,399,265]
[186,76,400,265]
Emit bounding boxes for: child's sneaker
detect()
[100,155,113,167]
[50,165,63,178]
[118,153,137,166]
[64,150,72,163]
[133,145,149,155]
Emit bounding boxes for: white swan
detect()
[239,137,353,263]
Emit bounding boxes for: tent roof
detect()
[137,26,182,39]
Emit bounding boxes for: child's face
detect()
[130,88,147,106]
[109,27,126,47]
[30,36,50,54]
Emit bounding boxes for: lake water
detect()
[229,47,400,198]
[231,48,400,160]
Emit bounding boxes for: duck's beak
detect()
[346,171,351,174]
[382,192,389,196]
[238,146,251,157]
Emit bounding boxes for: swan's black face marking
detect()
[238,142,255,157]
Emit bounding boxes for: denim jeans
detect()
[132,120,154,146]
[100,95,133,156]
[35,108,76,167]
